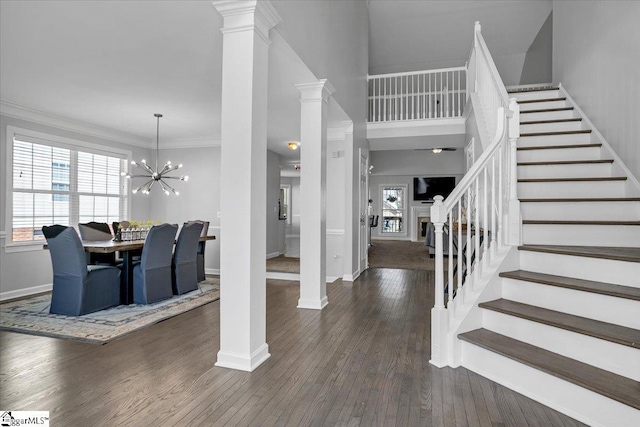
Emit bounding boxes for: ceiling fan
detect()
[415,148,458,154]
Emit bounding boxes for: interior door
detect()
[359,149,369,273]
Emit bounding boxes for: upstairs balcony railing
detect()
[368,67,467,123]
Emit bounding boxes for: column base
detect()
[297,296,328,310]
[215,343,271,372]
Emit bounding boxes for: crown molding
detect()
[160,136,221,150]
[327,120,354,141]
[0,99,152,149]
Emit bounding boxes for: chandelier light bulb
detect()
[126,114,187,196]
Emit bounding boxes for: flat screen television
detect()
[413,177,456,201]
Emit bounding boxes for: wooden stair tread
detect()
[518,159,613,166]
[518,97,567,104]
[478,299,640,349]
[518,245,640,263]
[519,197,640,202]
[458,329,640,410]
[523,220,640,226]
[518,176,626,182]
[499,270,640,301]
[508,87,559,93]
[521,130,591,137]
[517,143,601,151]
[521,118,582,125]
[520,107,574,114]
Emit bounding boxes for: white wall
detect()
[266,150,282,258]
[553,0,640,181]
[0,114,151,299]
[326,139,346,280]
[520,11,553,85]
[148,145,221,273]
[271,1,369,281]
[369,149,465,239]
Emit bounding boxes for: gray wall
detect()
[0,114,151,298]
[148,145,221,273]
[553,0,640,181]
[520,11,553,85]
[369,149,465,239]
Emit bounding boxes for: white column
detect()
[296,80,335,310]
[213,0,281,372]
[341,121,356,281]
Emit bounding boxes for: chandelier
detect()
[123,113,188,195]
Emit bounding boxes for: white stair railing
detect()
[368,67,467,122]
[430,22,521,368]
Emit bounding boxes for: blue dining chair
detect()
[78,222,116,265]
[133,223,177,304]
[42,225,121,316]
[172,222,204,295]
[186,219,210,282]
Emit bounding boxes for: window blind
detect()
[11,137,128,243]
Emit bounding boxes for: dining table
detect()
[82,235,216,305]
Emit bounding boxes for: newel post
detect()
[430,195,449,368]
[507,98,521,246]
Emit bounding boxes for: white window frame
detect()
[4,125,132,252]
[379,183,408,237]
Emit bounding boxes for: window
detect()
[8,130,129,244]
[381,186,406,234]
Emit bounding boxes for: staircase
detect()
[458,86,640,427]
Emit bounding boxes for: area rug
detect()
[0,278,220,344]
[267,255,300,273]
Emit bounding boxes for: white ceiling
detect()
[368,0,553,74]
[0,1,347,165]
[1,1,552,166]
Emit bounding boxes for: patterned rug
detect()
[0,278,220,344]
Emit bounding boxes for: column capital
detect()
[213,0,282,44]
[295,79,336,104]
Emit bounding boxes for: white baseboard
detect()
[215,343,271,372]
[205,268,220,276]
[371,236,411,241]
[285,234,300,238]
[0,283,52,302]
[266,252,282,259]
[297,296,328,310]
[266,271,300,281]
[326,276,340,283]
[343,268,360,282]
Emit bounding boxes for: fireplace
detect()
[411,206,431,242]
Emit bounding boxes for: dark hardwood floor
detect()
[0,269,586,426]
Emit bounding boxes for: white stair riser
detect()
[518,163,612,179]
[520,109,576,121]
[511,90,560,102]
[519,250,640,287]
[461,342,640,427]
[517,146,602,162]
[522,223,640,247]
[521,201,640,221]
[501,278,640,329]
[519,100,569,112]
[518,180,625,198]
[520,120,584,133]
[483,310,640,381]
[519,133,592,147]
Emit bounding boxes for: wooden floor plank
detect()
[0,269,587,426]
